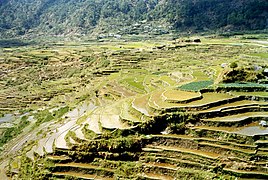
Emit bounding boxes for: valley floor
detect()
[0,33,268,179]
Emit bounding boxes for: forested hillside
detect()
[1,0,268,179]
[0,0,267,37]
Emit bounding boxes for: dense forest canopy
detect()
[0,0,267,37]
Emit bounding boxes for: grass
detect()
[2,34,268,179]
[132,94,152,116]
[162,89,201,102]
[230,91,268,97]
[183,92,234,106]
[0,116,30,150]
[249,53,268,58]
[160,75,177,86]
[122,76,146,93]
[34,106,69,127]
[192,70,211,81]
[218,82,267,88]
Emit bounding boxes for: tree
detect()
[230,62,238,69]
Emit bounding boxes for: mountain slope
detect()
[0,0,267,37]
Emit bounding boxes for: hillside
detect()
[0,0,267,38]
[1,0,268,179]
[1,33,268,179]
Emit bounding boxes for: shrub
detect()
[217,82,267,92]
[221,67,265,83]
[81,56,95,62]
[53,106,69,118]
[166,112,195,134]
[0,116,30,148]
[230,62,238,69]
[34,110,54,126]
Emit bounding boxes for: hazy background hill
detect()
[0,0,267,38]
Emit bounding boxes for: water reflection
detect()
[236,126,268,136]
[0,114,14,124]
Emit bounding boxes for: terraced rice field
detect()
[1,35,268,179]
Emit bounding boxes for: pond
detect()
[236,126,268,136]
[0,114,15,124]
[65,102,97,120]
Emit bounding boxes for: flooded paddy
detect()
[236,126,268,136]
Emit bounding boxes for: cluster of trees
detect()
[165,0,268,31]
[0,0,267,37]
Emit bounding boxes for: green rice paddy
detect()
[1,34,268,179]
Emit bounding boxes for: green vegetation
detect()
[1,0,268,179]
[230,62,238,69]
[0,116,30,150]
[1,34,268,179]
[34,110,54,127]
[249,53,268,59]
[72,135,143,153]
[15,154,52,179]
[167,112,194,134]
[122,77,146,92]
[34,106,69,127]
[53,107,70,119]
[0,0,267,38]
[220,67,265,83]
[218,82,267,88]
[179,81,214,91]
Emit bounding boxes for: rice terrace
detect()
[0,0,268,179]
[0,33,267,179]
